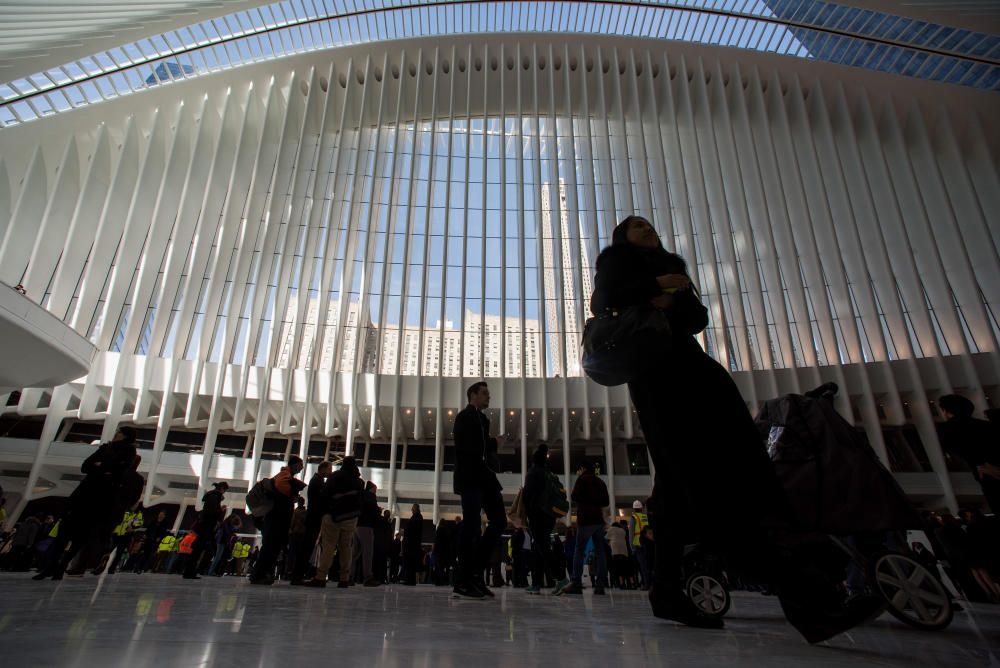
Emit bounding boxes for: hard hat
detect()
[632,500,643,510]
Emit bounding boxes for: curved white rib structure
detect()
[1,32,997,524]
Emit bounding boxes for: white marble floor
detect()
[0,574,996,667]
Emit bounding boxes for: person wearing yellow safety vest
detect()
[231,540,251,576]
[629,500,652,591]
[107,508,144,574]
[154,533,178,573]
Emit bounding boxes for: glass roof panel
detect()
[0,0,995,127]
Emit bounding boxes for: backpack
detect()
[541,473,570,518]
[246,478,275,518]
[509,487,528,527]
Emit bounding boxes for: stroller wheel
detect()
[685,572,731,618]
[872,552,953,631]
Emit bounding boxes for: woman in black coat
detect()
[33,428,138,580]
[592,216,879,641]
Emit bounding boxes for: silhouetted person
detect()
[357,481,381,586]
[374,509,392,583]
[559,459,610,595]
[138,511,169,572]
[938,394,1000,514]
[402,504,424,585]
[522,444,564,594]
[591,215,880,642]
[208,514,242,576]
[34,428,137,580]
[251,455,306,584]
[290,460,332,584]
[389,532,402,582]
[184,481,228,579]
[452,381,506,599]
[309,457,363,588]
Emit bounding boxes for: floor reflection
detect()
[0,574,996,667]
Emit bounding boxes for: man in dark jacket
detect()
[184,481,228,579]
[522,444,565,593]
[252,455,306,585]
[309,457,363,588]
[938,394,1000,513]
[290,461,332,584]
[558,460,610,595]
[356,481,381,586]
[452,381,506,599]
[402,504,425,585]
[33,427,138,580]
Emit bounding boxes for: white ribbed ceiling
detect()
[0,0,271,83]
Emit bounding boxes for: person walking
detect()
[251,456,306,585]
[33,428,138,580]
[208,515,242,576]
[591,215,881,641]
[290,461,332,585]
[402,504,425,586]
[183,481,228,579]
[356,481,381,586]
[308,457,363,588]
[558,460,610,596]
[452,381,506,599]
[522,444,566,594]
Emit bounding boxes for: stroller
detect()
[683,383,954,631]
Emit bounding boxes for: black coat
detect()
[404,513,424,555]
[71,440,138,508]
[598,242,786,543]
[523,463,548,515]
[323,468,363,521]
[571,473,610,527]
[197,489,225,529]
[112,470,145,519]
[452,404,501,494]
[306,473,326,525]
[938,417,999,481]
[591,243,708,342]
[358,489,380,528]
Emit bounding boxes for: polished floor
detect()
[0,573,997,667]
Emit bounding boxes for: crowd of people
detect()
[0,215,998,647]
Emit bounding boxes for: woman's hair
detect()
[611,215,662,249]
[939,394,974,418]
[533,443,549,466]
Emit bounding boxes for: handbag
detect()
[581,304,670,386]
